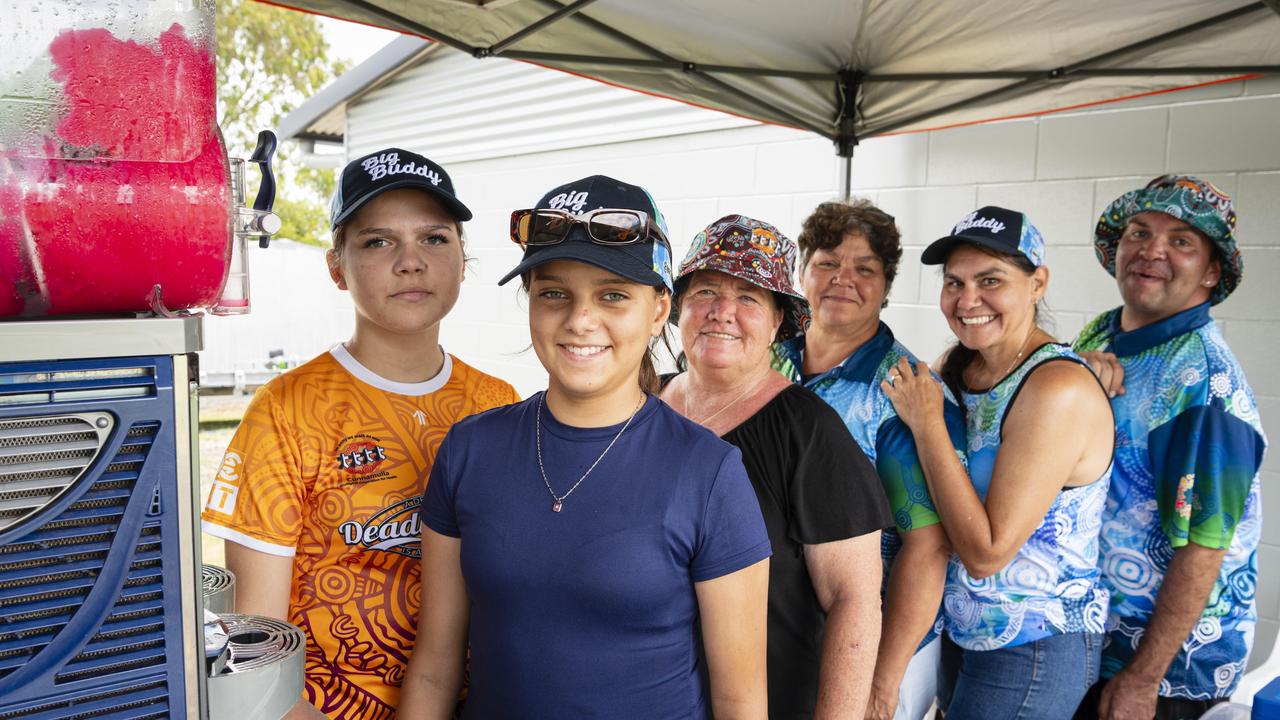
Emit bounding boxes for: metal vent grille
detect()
[0,413,114,532]
[0,678,168,720]
[54,526,168,685]
[0,422,161,687]
[0,367,156,408]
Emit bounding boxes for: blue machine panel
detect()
[0,355,188,718]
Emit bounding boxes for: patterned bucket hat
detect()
[1095,175,1241,305]
[672,214,810,341]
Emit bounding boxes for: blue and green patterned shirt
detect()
[776,323,965,653]
[1074,303,1266,699]
[946,343,1112,652]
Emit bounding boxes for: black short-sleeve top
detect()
[707,382,892,718]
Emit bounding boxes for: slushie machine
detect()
[0,1,304,717]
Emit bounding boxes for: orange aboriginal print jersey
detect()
[201,345,517,719]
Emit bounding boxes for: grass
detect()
[197,393,252,570]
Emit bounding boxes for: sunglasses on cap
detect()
[510,208,670,249]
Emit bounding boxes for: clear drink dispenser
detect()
[216,131,282,316]
[0,0,278,318]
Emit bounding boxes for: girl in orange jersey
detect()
[201,148,518,719]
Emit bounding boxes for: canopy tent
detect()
[268,0,1280,195]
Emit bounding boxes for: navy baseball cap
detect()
[498,175,674,291]
[921,205,1046,267]
[329,147,472,229]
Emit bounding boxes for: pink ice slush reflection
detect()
[1,23,231,317]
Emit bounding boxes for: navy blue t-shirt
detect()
[421,393,772,719]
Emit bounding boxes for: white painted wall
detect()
[330,55,1280,671]
[200,239,353,378]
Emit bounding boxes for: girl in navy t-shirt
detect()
[400,176,772,719]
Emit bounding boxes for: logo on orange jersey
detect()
[335,434,388,475]
[205,450,243,515]
[337,495,422,557]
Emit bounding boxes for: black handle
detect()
[250,130,278,248]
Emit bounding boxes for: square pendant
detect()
[552,500,563,512]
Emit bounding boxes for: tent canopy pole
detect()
[526,0,835,137]
[339,0,479,54]
[836,69,860,199]
[839,152,853,200]
[865,66,1280,81]
[486,0,603,56]
[499,50,836,80]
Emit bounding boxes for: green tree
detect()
[216,0,350,246]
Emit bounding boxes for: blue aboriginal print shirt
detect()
[1074,303,1266,699]
[946,343,1112,652]
[777,322,965,654]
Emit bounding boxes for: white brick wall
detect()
[1239,174,1280,246]
[927,120,1038,186]
[1169,96,1280,171]
[1038,108,1168,180]
[344,72,1280,672]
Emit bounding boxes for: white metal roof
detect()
[333,46,757,163]
[276,35,434,143]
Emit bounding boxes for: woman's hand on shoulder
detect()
[880,357,944,433]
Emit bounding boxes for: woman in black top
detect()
[660,214,893,719]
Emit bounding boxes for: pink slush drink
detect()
[0,23,231,317]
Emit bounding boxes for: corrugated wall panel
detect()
[345,49,758,163]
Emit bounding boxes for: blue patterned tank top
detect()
[944,343,1111,651]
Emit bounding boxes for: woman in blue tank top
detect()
[880,206,1115,720]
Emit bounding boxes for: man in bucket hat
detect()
[1073,175,1267,720]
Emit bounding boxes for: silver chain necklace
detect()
[535,393,643,513]
[986,327,1037,387]
[681,375,763,427]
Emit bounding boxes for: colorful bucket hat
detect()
[1094,175,1241,305]
[672,214,810,341]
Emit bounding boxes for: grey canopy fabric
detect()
[273,0,1280,155]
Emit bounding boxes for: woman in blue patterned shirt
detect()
[777,200,965,720]
[882,206,1115,720]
